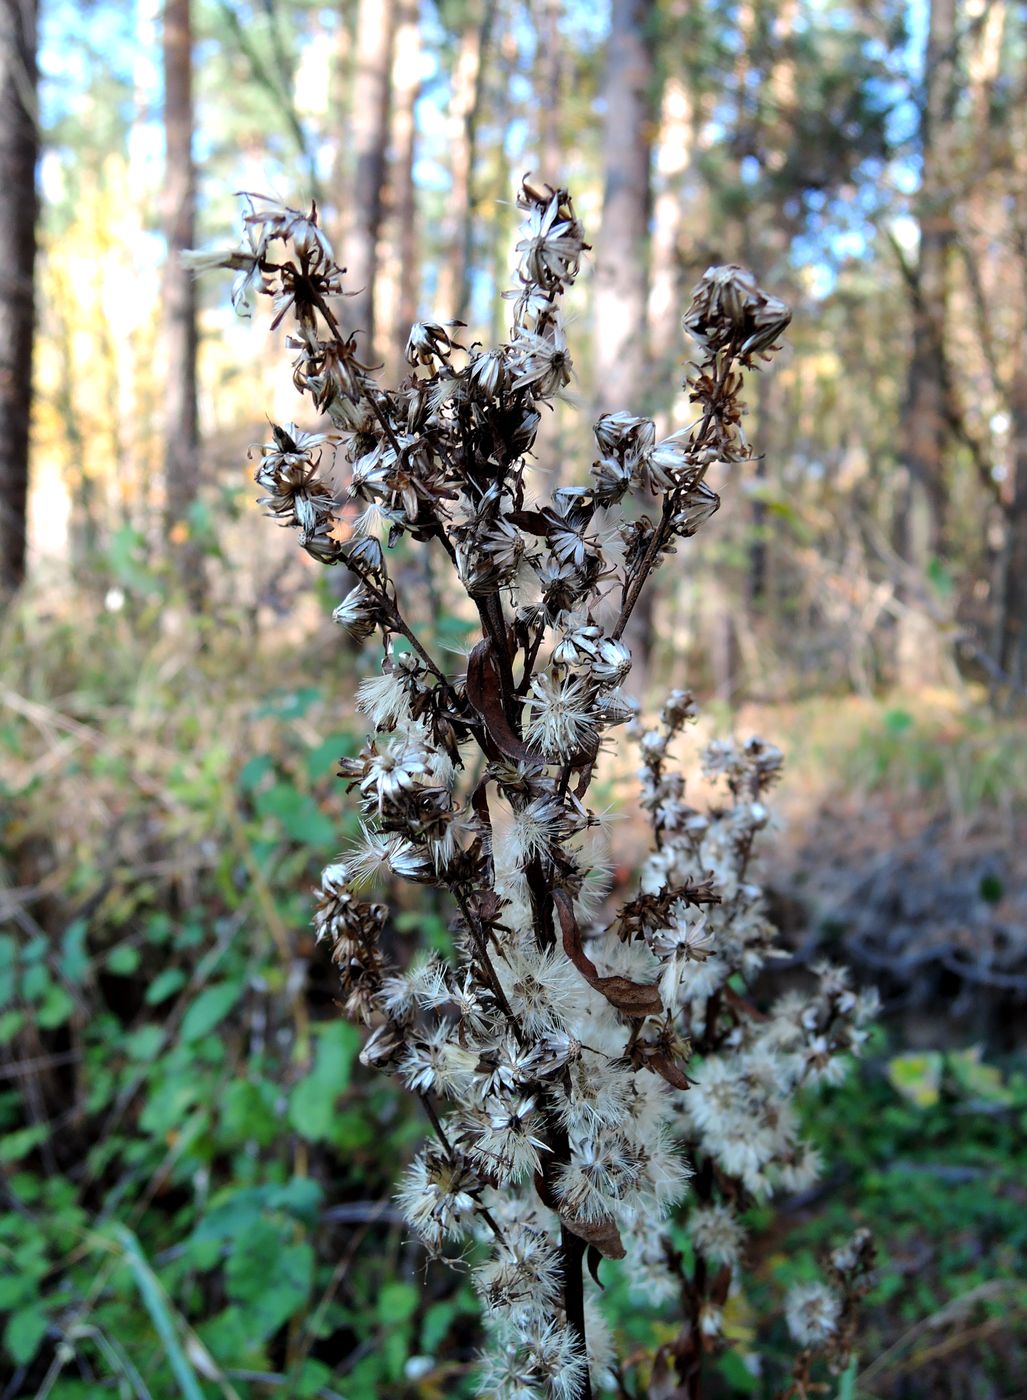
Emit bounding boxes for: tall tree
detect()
[534,0,563,185]
[993,10,1027,688]
[436,0,495,327]
[593,0,656,679]
[163,0,202,598]
[0,0,39,595]
[347,0,396,359]
[387,0,420,375]
[896,0,958,683]
[647,62,695,372]
[593,0,654,415]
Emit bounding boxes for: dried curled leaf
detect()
[465,639,543,765]
[553,890,664,1019]
[560,1210,625,1260]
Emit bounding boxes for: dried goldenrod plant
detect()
[194,181,877,1398]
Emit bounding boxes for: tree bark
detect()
[0,0,38,596]
[436,0,495,327]
[743,0,796,614]
[896,0,957,684]
[534,0,563,187]
[593,0,655,416]
[995,366,1027,687]
[388,0,420,376]
[347,0,396,360]
[163,0,202,602]
[594,0,656,680]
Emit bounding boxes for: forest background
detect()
[2,0,1027,1397]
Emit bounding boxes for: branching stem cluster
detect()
[194,183,877,1399]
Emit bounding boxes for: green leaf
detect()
[138,1074,203,1137]
[255,783,336,846]
[421,1299,459,1353]
[0,1272,35,1310]
[378,1280,419,1327]
[145,968,188,1005]
[883,707,914,735]
[979,872,1004,904]
[219,1079,278,1147]
[60,919,90,985]
[288,1022,360,1143]
[715,1349,759,1394]
[927,555,955,597]
[384,1324,411,1383]
[887,1052,943,1108]
[0,1124,49,1163]
[124,1024,164,1060]
[37,983,74,1029]
[225,1221,314,1339]
[295,1359,333,1398]
[253,687,322,719]
[4,1304,48,1366]
[197,1304,266,1369]
[305,731,358,781]
[288,1074,332,1142]
[948,1046,1013,1105]
[190,1189,267,1244]
[180,980,244,1042]
[238,753,274,792]
[106,944,141,976]
[0,1010,24,1044]
[21,963,49,1001]
[266,1176,324,1225]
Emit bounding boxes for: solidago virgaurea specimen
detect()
[195,181,878,1398]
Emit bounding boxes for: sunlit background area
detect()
[2,0,1027,1396]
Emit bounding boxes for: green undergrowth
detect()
[3,596,1026,1397]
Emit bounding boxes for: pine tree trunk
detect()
[647,61,694,370]
[388,0,420,375]
[347,0,395,360]
[436,0,495,327]
[595,0,655,681]
[995,366,1027,688]
[534,0,563,186]
[593,0,654,416]
[0,0,38,596]
[896,0,957,685]
[163,0,202,602]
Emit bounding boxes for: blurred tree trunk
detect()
[437,0,495,326]
[330,5,355,240]
[487,24,517,346]
[996,366,1027,687]
[647,63,694,373]
[533,0,563,186]
[163,0,203,604]
[0,0,39,596]
[895,0,957,686]
[593,0,654,416]
[745,0,797,613]
[388,0,420,375]
[993,19,1027,690]
[347,0,395,360]
[595,0,656,684]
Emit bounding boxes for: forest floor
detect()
[754,693,1027,1049]
[740,694,1027,1400]
[4,595,1027,1399]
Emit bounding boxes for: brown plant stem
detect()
[560,1222,593,1398]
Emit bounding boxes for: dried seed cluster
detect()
[198,182,874,1397]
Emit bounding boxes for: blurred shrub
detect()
[0,593,481,1397]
